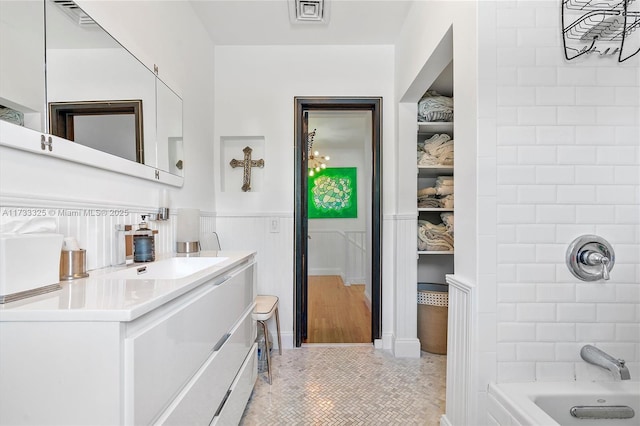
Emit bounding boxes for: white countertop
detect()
[0,251,255,322]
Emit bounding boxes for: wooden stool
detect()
[252,295,282,384]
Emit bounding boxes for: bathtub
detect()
[488,381,639,426]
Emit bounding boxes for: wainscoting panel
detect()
[344,231,366,284]
[443,275,476,426]
[0,194,215,271]
[307,229,366,285]
[392,215,421,358]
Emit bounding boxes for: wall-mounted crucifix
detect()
[229,146,264,192]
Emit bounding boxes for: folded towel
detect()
[418,197,441,208]
[418,187,437,197]
[436,176,453,186]
[418,176,454,207]
[417,220,454,251]
[435,186,453,196]
[441,213,454,236]
[424,133,451,147]
[418,134,454,166]
[434,176,454,195]
[440,194,454,209]
[1,217,57,234]
[418,91,454,122]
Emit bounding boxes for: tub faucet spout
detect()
[580,345,630,380]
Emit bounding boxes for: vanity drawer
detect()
[211,342,258,426]
[156,306,256,425]
[125,262,255,426]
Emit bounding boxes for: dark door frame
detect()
[294,97,382,347]
[49,100,145,163]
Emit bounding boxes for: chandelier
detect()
[307,128,330,177]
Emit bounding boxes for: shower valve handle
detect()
[580,251,610,280]
[566,235,615,282]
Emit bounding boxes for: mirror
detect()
[44,0,183,177]
[0,0,184,184]
[156,79,184,175]
[0,1,46,132]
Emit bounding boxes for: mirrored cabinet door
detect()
[45,0,159,169]
[0,0,184,185]
[0,1,46,132]
[156,79,184,176]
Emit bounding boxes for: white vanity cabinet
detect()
[0,253,257,426]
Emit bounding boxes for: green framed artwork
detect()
[308,167,357,219]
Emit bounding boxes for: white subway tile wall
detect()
[484,0,640,384]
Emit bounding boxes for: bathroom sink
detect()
[102,257,229,280]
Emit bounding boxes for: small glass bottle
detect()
[133,216,155,262]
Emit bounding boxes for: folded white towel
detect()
[417,220,454,251]
[418,91,454,122]
[435,176,454,195]
[441,213,454,236]
[423,133,451,148]
[418,197,441,208]
[436,186,453,196]
[418,134,454,166]
[0,217,57,234]
[440,194,454,209]
[418,187,437,197]
[436,176,454,186]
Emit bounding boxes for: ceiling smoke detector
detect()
[289,0,330,24]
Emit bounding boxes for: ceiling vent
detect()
[52,0,96,26]
[289,0,330,24]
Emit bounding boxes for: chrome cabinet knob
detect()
[566,235,615,281]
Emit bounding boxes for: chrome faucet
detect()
[580,345,631,380]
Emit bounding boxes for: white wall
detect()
[213,44,395,347]
[0,1,215,270]
[393,0,478,365]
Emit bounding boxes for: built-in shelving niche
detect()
[416,60,454,286]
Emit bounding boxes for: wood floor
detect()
[305,275,372,344]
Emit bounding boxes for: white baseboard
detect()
[279,331,294,350]
[308,268,343,277]
[440,414,453,426]
[380,332,393,350]
[392,337,421,358]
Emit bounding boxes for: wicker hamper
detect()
[417,283,448,354]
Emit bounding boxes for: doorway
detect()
[294,97,382,347]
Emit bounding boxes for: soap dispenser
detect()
[133,215,155,262]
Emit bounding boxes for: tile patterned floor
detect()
[240,346,446,425]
